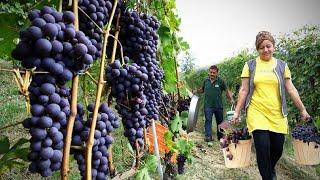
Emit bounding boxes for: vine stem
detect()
[61,0,79,179]
[173,41,181,100]
[107,12,121,177]
[77,7,103,33]
[85,71,98,85]
[135,140,140,168]
[85,1,118,179]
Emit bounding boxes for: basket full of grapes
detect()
[219,124,252,168]
[291,119,320,165]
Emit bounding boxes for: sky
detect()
[175,0,320,68]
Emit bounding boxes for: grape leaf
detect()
[0,137,10,155]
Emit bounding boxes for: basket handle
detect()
[231,104,235,111]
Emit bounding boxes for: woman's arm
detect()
[285,78,310,121]
[232,78,249,123]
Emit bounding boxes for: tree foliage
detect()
[0,0,59,59]
[147,0,190,93]
[179,52,195,74]
[276,25,320,122]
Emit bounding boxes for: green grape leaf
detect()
[0,137,10,155]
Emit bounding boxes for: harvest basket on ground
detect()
[291,123,320,165]
[219,124,253,168]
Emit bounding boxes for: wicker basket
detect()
[292,139,320,165]
[222,139,252,168]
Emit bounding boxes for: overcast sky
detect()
[176,0,320,68]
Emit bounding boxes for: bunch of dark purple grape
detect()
[176,154,187,174]
[220,128,251,160]
[177,97,191,114]
[159,93,177,123]
[106,59,149,148]
[12,6,97,177]
[117,11,164,124]
[292,124,320,147]
[163,152,178,179]
[23,74,69,177]
[71,103,120,179]
[12,7,96,76]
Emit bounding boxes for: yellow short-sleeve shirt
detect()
[241,57,291,134]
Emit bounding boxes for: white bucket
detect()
[226,105,237,121]
[226,110,235,121]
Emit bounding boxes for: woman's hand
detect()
[231,111,241,124]
[300,109,311,122]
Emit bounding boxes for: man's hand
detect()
[192,89,198,94]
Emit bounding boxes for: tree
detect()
[179,52,195,75]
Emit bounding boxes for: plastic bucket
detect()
[292,139,320,165]
[222,139,252,168]
[226,111,235,121]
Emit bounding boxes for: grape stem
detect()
[111,13,121,63]
[84,71,98,85]
[109,34,125,65]
[117,102,131,111]
[106,17,125,176]
[77,6,104,34]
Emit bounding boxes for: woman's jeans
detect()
[204,107,223,139]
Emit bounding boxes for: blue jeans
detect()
[204,107,224,139]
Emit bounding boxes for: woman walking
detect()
[232,31,310,180]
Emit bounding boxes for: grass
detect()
[0,61,27,127]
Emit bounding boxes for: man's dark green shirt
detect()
[202,77,227,108]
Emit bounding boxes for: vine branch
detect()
[85,1,119,179]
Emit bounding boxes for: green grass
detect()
[0,61,27,127]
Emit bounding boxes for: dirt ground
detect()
[179,130,319,180]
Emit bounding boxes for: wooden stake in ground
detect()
[85,1,118,179]
[62,0,79,179]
